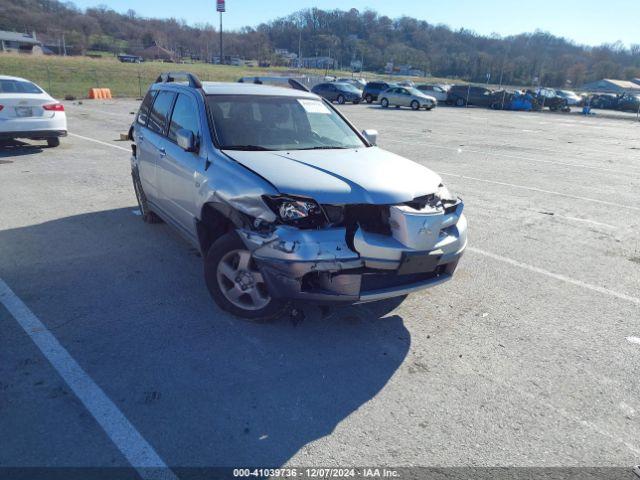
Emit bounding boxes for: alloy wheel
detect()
[216,249,271,311]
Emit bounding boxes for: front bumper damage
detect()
[238,200,467,304]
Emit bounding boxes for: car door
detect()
[159,92,205,235]
[397,88,411,107]
[382,88,396,104]
[327,84,339,101]
[313,84,328,101]
[137,89,175,203]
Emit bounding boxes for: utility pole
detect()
[216,0,225,64]
[298,29,302,72]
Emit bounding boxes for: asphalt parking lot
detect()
[1,99,639,476]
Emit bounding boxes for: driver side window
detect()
[168,94,201,143]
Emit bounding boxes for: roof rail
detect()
[237,76,310,92]
[155,71,203,89]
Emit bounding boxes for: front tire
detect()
[411,100,420,110]
[455,97,466,107]
[380,98,389,108]
[204,233,286,321]
[47,137,60,148]
[365,94,373,104]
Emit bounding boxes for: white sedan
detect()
[0,75,67,147]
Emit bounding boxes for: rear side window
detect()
[168,94,200,142]
[147,91,176,135]
[137,90,157,126]
[0,79,43,94]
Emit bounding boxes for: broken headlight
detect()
[437,184,457,202]
[263,195,326,228]
[437,184,463,214]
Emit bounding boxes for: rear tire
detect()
[337,95,346,105]
[455,97,466,107]
[131,169,163,224]
[380,98,389,108]
[46,137,60,148]
[365,94,373,104]
[204,233,286,322]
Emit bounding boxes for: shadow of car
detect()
[0,207,411,469]
[0,139,44,158]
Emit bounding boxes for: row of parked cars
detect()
[312,79,439,111]
[311,77,640,114]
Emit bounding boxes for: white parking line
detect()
[469,247,640,306]
[383,137,639,175]
[627,337,640,345]
[0,278,177,480]
[441,172,640,212]
[69,132,130,152]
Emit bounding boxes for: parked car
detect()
[446,85,494,107]
[555,89,582,106]
[589,93,618,110]
[0,75,67,147]
[117,54,143,63]
[311,82,362,104]
[130,72,467,320]
[379,87,437,111]
[533,88,570,112]
[416,84,448,103]
[362,81,398,103]
[615,93,640,112]
[397,80,416,88]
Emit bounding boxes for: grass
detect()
[0,54,359,99]
[0,53,458,99]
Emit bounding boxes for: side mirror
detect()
[176,129,197,152]
[362,129,378,146]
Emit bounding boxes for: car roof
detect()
[199,81,318,99]
[0,75,31,82]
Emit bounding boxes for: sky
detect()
[71,0,638,47]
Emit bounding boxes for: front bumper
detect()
[239,205,467,304]
[0,129,67,140]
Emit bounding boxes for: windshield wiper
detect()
[222,145,274,151]
[296,146,351,150]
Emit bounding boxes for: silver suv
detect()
[131,72,468,320]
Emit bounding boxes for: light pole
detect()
[217,0,225,64]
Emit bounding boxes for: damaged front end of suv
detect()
[236,187,467,305]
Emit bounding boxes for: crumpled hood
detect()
[223,146,442,204]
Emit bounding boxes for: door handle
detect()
[158,147,166,157]
[138,134,144,143]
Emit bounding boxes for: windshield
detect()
[0,79,43,94]
[407,88,426,96]
[336,83,361,93]
[207,95,367,151]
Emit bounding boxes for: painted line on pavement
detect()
[441,172,640,212]
[469,247,640,306]
[383,137,639,175]
[0,278,177,480]
[69,132,130,152]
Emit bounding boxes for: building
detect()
[139,45,176,62]
[0,30,42,54]
[580,78,640,94]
